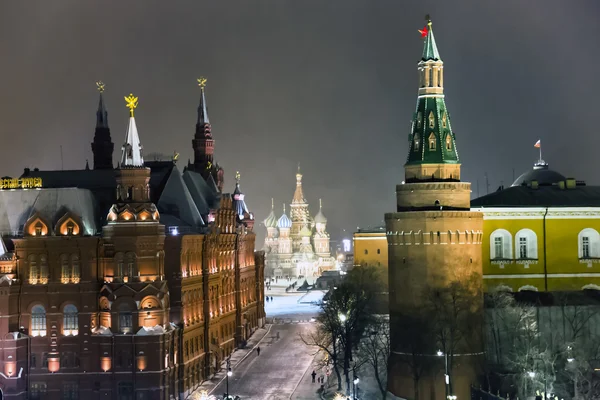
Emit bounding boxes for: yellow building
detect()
[353,227,387,267]
[472,161,600,293]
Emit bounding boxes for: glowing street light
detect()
[528,371,536,378]
[339,313,347,323]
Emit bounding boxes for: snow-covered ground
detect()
[264,290,324,318]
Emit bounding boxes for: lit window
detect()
[61,254,70,284]
[414,133,420,152]
[417,112,422,128]
[429,133,436,150]
[71,254,80,283]
[442,111,447,128]
[490,229,513,260]
[119,312,133,334]
[446,134,452,150]
[34,223,42,236]
[63,305,78,336]
[428,111,435,128]
[29,254,39,284]
[39,255,48,284]
[66,223,74,236]
[31,305,47,337]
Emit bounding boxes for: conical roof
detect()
[422,20,441,61]
[277,204,292,229]
[120,94,144,167]
[264,199,278,228]
[314,199,327,224]
[96,92,109,129]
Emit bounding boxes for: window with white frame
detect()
[515,229,538,260]
[579,228,600,259]
[490,229,512,260]
[31,305,46,337]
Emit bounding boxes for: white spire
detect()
[0,237,7,257]
[120,94,144,167]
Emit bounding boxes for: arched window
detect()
[490,229,513,260]
[39,255,48,284]
[31,305,47,337]
[515,229,538,260]
[118,303,134,334]
[115,253,124,278]
[63,304,78,336]
[445,134,452,150]
[578,228,600,259]
[29,254,39,284]
[125,253,136,278]
[417,112,422,128]
[441,111,447,128]
[71,254,80,283]
[428,111,435,128]
[61,254,70,283]
[428,133,436,150]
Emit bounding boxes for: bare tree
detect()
[358,315,390,399]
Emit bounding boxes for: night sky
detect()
[0,0,598,247]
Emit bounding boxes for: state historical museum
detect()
[0,80,265,399]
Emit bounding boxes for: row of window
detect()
[31,381,142,400]
[413,132,452,152]
[31,304,78,337]
[364,249,382,255]
[31,352,80,369]
[28,253,80,284]
[490,228,600,261]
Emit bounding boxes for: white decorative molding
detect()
[484,272,600,279]
[472,207,600,220]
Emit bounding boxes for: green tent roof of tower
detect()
[422,21,441,61]
[406,20,459,166]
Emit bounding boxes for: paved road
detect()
[212,322,318,400]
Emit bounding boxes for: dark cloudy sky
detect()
[0,0,598,247]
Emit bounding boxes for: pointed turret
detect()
[421,19,441,61]
[0,237,7,257]
[405,17,461,183]
[120,94,144,167]
[192,77,220,184]
[232,171,254,229]
[91,81,114,169]
[292,164,306,204]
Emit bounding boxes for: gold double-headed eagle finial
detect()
[197,77,207,89]
[124,93,138,117]
[96,81,105,93]
[235,171,241,183]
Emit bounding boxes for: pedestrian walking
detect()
[311,370,316,383]
[256,346,261,356]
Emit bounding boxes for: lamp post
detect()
[352,372,359,400]
[225,358,232,400]
[437,350,450,399]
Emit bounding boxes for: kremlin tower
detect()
[385,18,483,400]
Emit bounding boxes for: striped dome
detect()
[263,210,278,228]
[277,213,292,229]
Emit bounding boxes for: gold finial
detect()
[271,198,274,209]
[235,171,241,183]
[124,93,138,117]
[197,77,207,89]
[426,14,432,26]
[206,161,213,170]
[96,81,105,93]
[283,203,286,214]
[173,151,179,162]
[319,198,322,209]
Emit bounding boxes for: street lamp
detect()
[353,374,359,399]
[225,358,232,400]
[438,350,450,399]
[339,313,347,323]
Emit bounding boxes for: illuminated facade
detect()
[385,20,483,400]
[472,161,600,293]
[0,81,265,399]
[262,172,335,278]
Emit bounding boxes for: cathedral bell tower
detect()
[385,18,483,400]
[91,81,114,169]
